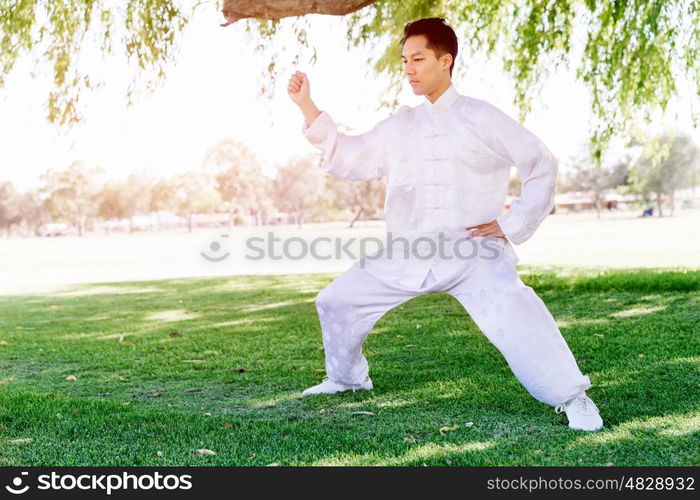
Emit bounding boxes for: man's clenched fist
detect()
[287,71,310,105]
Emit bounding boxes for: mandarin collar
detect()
[421,83,459,115]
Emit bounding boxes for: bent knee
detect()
[316,284,342,312]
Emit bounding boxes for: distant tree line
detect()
[556,130,699,217]
[0,138,389,237]
[1,131,697,237]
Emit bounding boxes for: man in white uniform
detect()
[287,17,603,431]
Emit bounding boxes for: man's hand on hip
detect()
[465,220,505,239]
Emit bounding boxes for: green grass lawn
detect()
[1,267,699,466]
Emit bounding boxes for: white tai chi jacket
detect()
[301,83,558,291]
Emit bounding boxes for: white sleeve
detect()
[481,105,558,245]
[301,110,392,181]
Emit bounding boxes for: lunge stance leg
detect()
[303,264,420,394]
[447,257,592,407]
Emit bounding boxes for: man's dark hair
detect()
[400,17,458,77]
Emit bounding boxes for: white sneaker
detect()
[301,376,373,396]
[555,392,604,431]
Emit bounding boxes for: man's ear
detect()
[442,54,453,71]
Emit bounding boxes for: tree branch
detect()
[221,0,377,26]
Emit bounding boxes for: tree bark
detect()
[594,192,600,219]
[655,191,664,217]
[221,0,377,25]
[669,189,675,216]
[228,203,235,230]
[349,206,363,228]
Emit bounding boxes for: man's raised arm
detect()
[288,71,391,181]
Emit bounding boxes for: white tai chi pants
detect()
[314,253,592,408]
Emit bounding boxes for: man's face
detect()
[401,34,451,95]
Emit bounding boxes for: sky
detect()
[1,3,698,193]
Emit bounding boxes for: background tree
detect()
[169,171,222,232]
[328,176,386,227]
[95,172,153,233]
[96,179,128,232]
[2,1,698,165]
[15,190,46,236]
[624,131,700,216]
[125,171,157,217]
[39,161,105,236]
[273,155,326,228]
[149,175,186,231]
[247,178,275,226]
[559,146,629,218]
[0,181,22,237]
[202,137,272,228]
[150,176,175,212]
